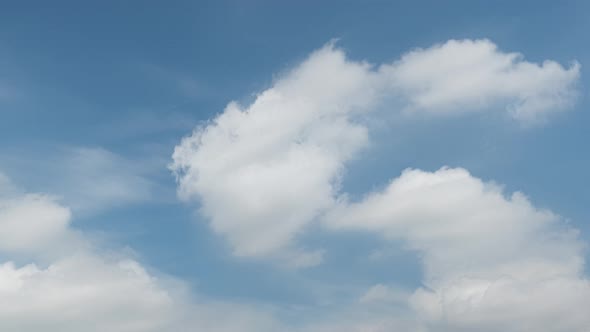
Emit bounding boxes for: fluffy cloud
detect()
[326,167,590,331]
[0,194,73,254]
[0,255,177,332]
[0,174,170,331]
[0,177,413,332]
[171,44,377,266]
[171,39,579,266]
[0,173,283,332]
[0,255,287,332]
[381,39,580,122]
[0,173,79,257]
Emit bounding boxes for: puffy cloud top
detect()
[326,167,590,331]
[382,39,580,122]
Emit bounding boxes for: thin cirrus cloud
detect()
[170,38,580,268]
[57,147,156,213]
[0,147,158,215]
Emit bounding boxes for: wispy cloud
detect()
[138,62,209,99]
[0,147,162,214]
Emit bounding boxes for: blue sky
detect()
[1,1,590,331]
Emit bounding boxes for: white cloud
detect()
[0,255,175,332]
[171,39,579,266]
[0,178,414,332]
[326,167,590,331]
[0,173,285,332]
[380,39,580,123]
[171,44,377,265]
[0,173,81,257]
[0,254,287,332]
[0,175,176,332]
[0,194,73,255]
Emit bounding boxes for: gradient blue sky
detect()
[1,1,589,331]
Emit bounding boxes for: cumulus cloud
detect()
[326,167,590,331]
[0,176,415,332]
[0,255,287,332]
[0,174,173,331]
[171,39,580,266]
[381,39,580,122]
[0,173,82,258]
[0,194,73,254]
[171,44,377,265]
[0,255,176,332]
[0,253,288,332]
[0,173,284,332]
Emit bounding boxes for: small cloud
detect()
[359,284,410,304]
[381,39,580,124]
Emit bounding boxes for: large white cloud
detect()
[171,44,377,266]
[326,167,590,331]
[171,39,580,266]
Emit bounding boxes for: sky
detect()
[1,1,590,331]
